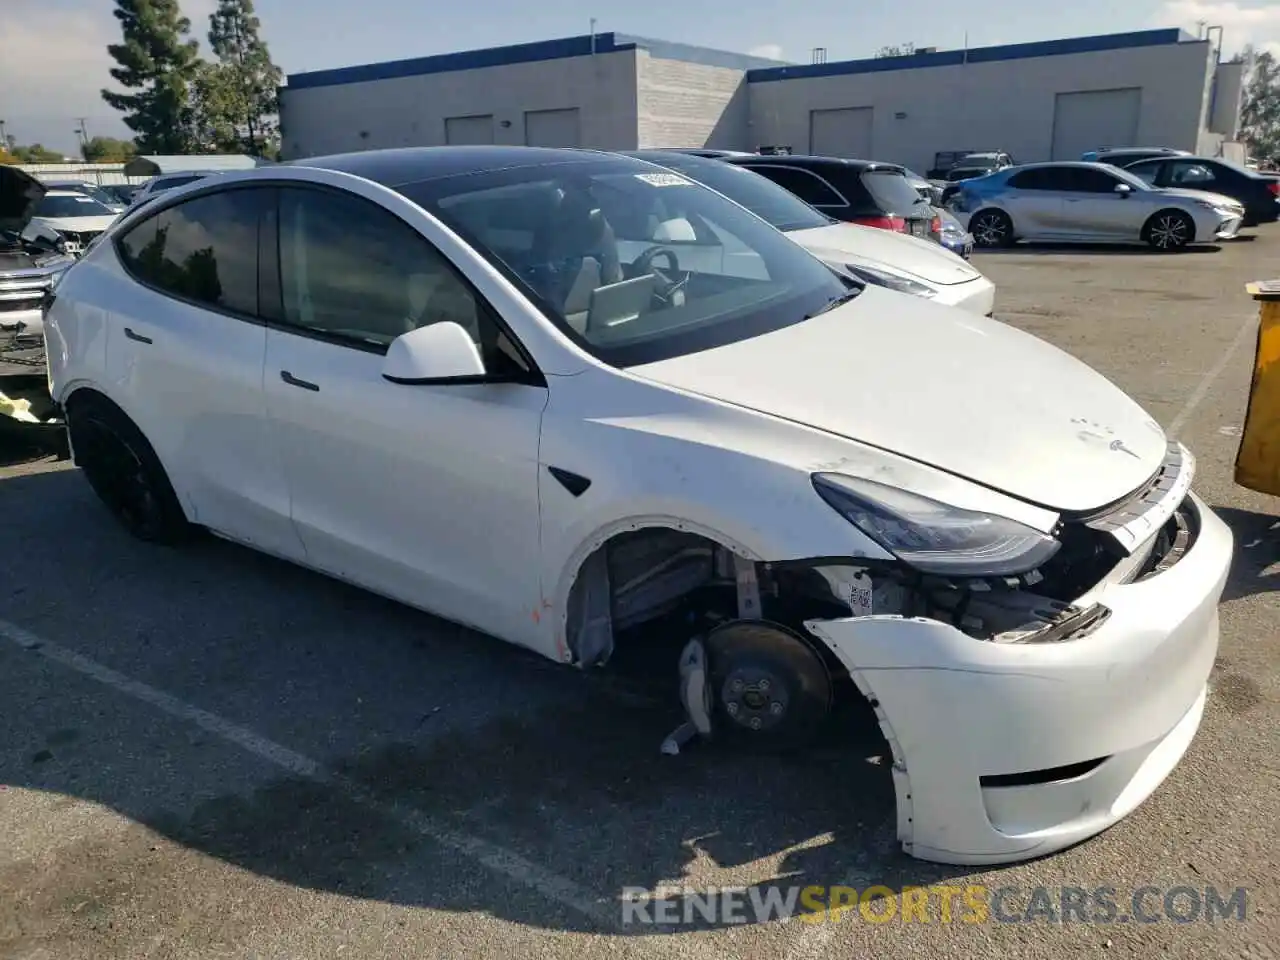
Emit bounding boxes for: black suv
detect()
[720,155,940,240]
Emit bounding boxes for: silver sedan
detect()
[950,162,1244,250]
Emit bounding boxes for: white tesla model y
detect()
[43,146,1231,866]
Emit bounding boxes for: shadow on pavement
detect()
[0,467,995,937]
[1213,504,1280,603]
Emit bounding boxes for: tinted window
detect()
[1167,161,1217,186]
[278,186,491,354]
[633,155,831,232]
[117,188,265,316]
[400,157,852,368]
[1008,168,1069,190]
[740,166,845,206]
[1124,160,1162,185]
[1063,168,1122,193]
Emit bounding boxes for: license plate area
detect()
[909,220,929,238]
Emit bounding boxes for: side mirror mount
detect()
[1114,182,1132,197]
[382,321,486,385]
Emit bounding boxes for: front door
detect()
[1059,167,1140,239]
[262,185,548,645]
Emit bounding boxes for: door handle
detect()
[123,326,152,344]
[280,370,320,392]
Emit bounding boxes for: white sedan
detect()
[45,146,1230,866]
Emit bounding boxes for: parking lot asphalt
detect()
[2,234,1279,960]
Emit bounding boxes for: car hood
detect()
[787,223,982,286]
[0,165,46,234]
[29,214,119,233]
[629,287,1167,513]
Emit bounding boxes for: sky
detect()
[3,0,1279,155]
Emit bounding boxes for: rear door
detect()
[999,167,1071,237]
[106,185,301,556]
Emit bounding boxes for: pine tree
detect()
[206,0,282,155]
[101,0,202,153]
[1240,49,1280,163]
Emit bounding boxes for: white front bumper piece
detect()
[807,470,1231,865]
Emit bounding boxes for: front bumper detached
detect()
[806,491,1231,865]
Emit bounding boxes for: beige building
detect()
[278,28,1245,173]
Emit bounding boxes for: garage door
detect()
[1050,88,1142,161]
[524,108,581,147]
[809,107,873,159]
[445,115,495,145]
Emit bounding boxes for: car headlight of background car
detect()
[844,263,937,300]
[811,473,1061,576]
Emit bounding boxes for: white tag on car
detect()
[848,571,874,616]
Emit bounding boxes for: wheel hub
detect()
[720,668,789,732]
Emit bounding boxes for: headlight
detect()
[844,263,937,299]
[812,473,1060,576]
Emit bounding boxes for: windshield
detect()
[630,154,833,232]
[34,194,116,218]
[399,157,853,367]
[1124,162,1159,185]
[51,183,118,205]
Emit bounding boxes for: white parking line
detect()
[1167,308,1258,440]
[0,617,623,933]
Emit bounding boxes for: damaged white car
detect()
[44,147,1231,866]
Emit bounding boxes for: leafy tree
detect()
[11,144,65,162]
[82,136,138,163]
[876,43,917,58]
[101,0,202,153]
[1241,48,1280,162]
[203,0,282,155]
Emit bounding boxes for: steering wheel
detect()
[631,245,690,303]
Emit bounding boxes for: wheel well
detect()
[64,386,122,416]
[563,526,851,681]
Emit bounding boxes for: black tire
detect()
[1143,209,1194,250]
[970,209,1014,248]
[66,393,193,544]
[706,620,833,752]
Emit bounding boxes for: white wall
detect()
[279,50,638,159]
[748,41,1216,171]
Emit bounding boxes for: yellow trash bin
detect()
[1235,279,1280,496]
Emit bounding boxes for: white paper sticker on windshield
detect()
[635,172,692,187]
[73,196,95,202]
[848,571,874,617]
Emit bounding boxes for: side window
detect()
[744,166,844,206]
[278,187,491,353]
[1168,162,1215,185]
[1064,168,1121,194]
[116,187,265,316]
[1125,161,1162,186]
[1007,169,1059,190]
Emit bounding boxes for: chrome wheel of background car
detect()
[1144,211,1193,250]
[970,210,1013,248]
[706,620,833,751]
[67,396,193,544]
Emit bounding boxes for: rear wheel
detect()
[66,394,193,544]
[706,620,833,752]
[970,209,1014,248]
[1143,210,1194,250]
